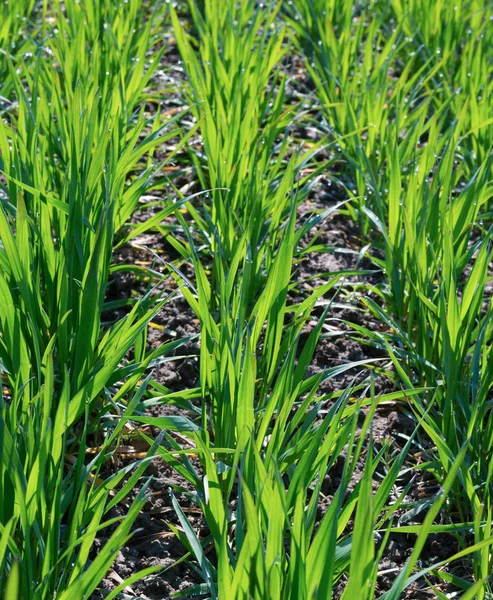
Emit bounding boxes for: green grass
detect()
[1,0,493,598]
[286,0,493,594]
[0,1,183,596]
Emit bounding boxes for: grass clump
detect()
[2,0,493,598]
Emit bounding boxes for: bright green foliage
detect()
[167,2,412,592]
[0,0,36,93]
[0,0,174,396]
[164,1,493,597]
[182,416,379,600]
[2,0,493,598]
[170,0,342,456]
[286,0,493,230]
[177,188,346,453]
[0,375,161,599]
[0,1,186,596]
[289,0,493,594]
[170,0,322,282]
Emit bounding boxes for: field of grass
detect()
[1,0,493,598]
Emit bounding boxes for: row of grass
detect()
[1,0,493,598]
